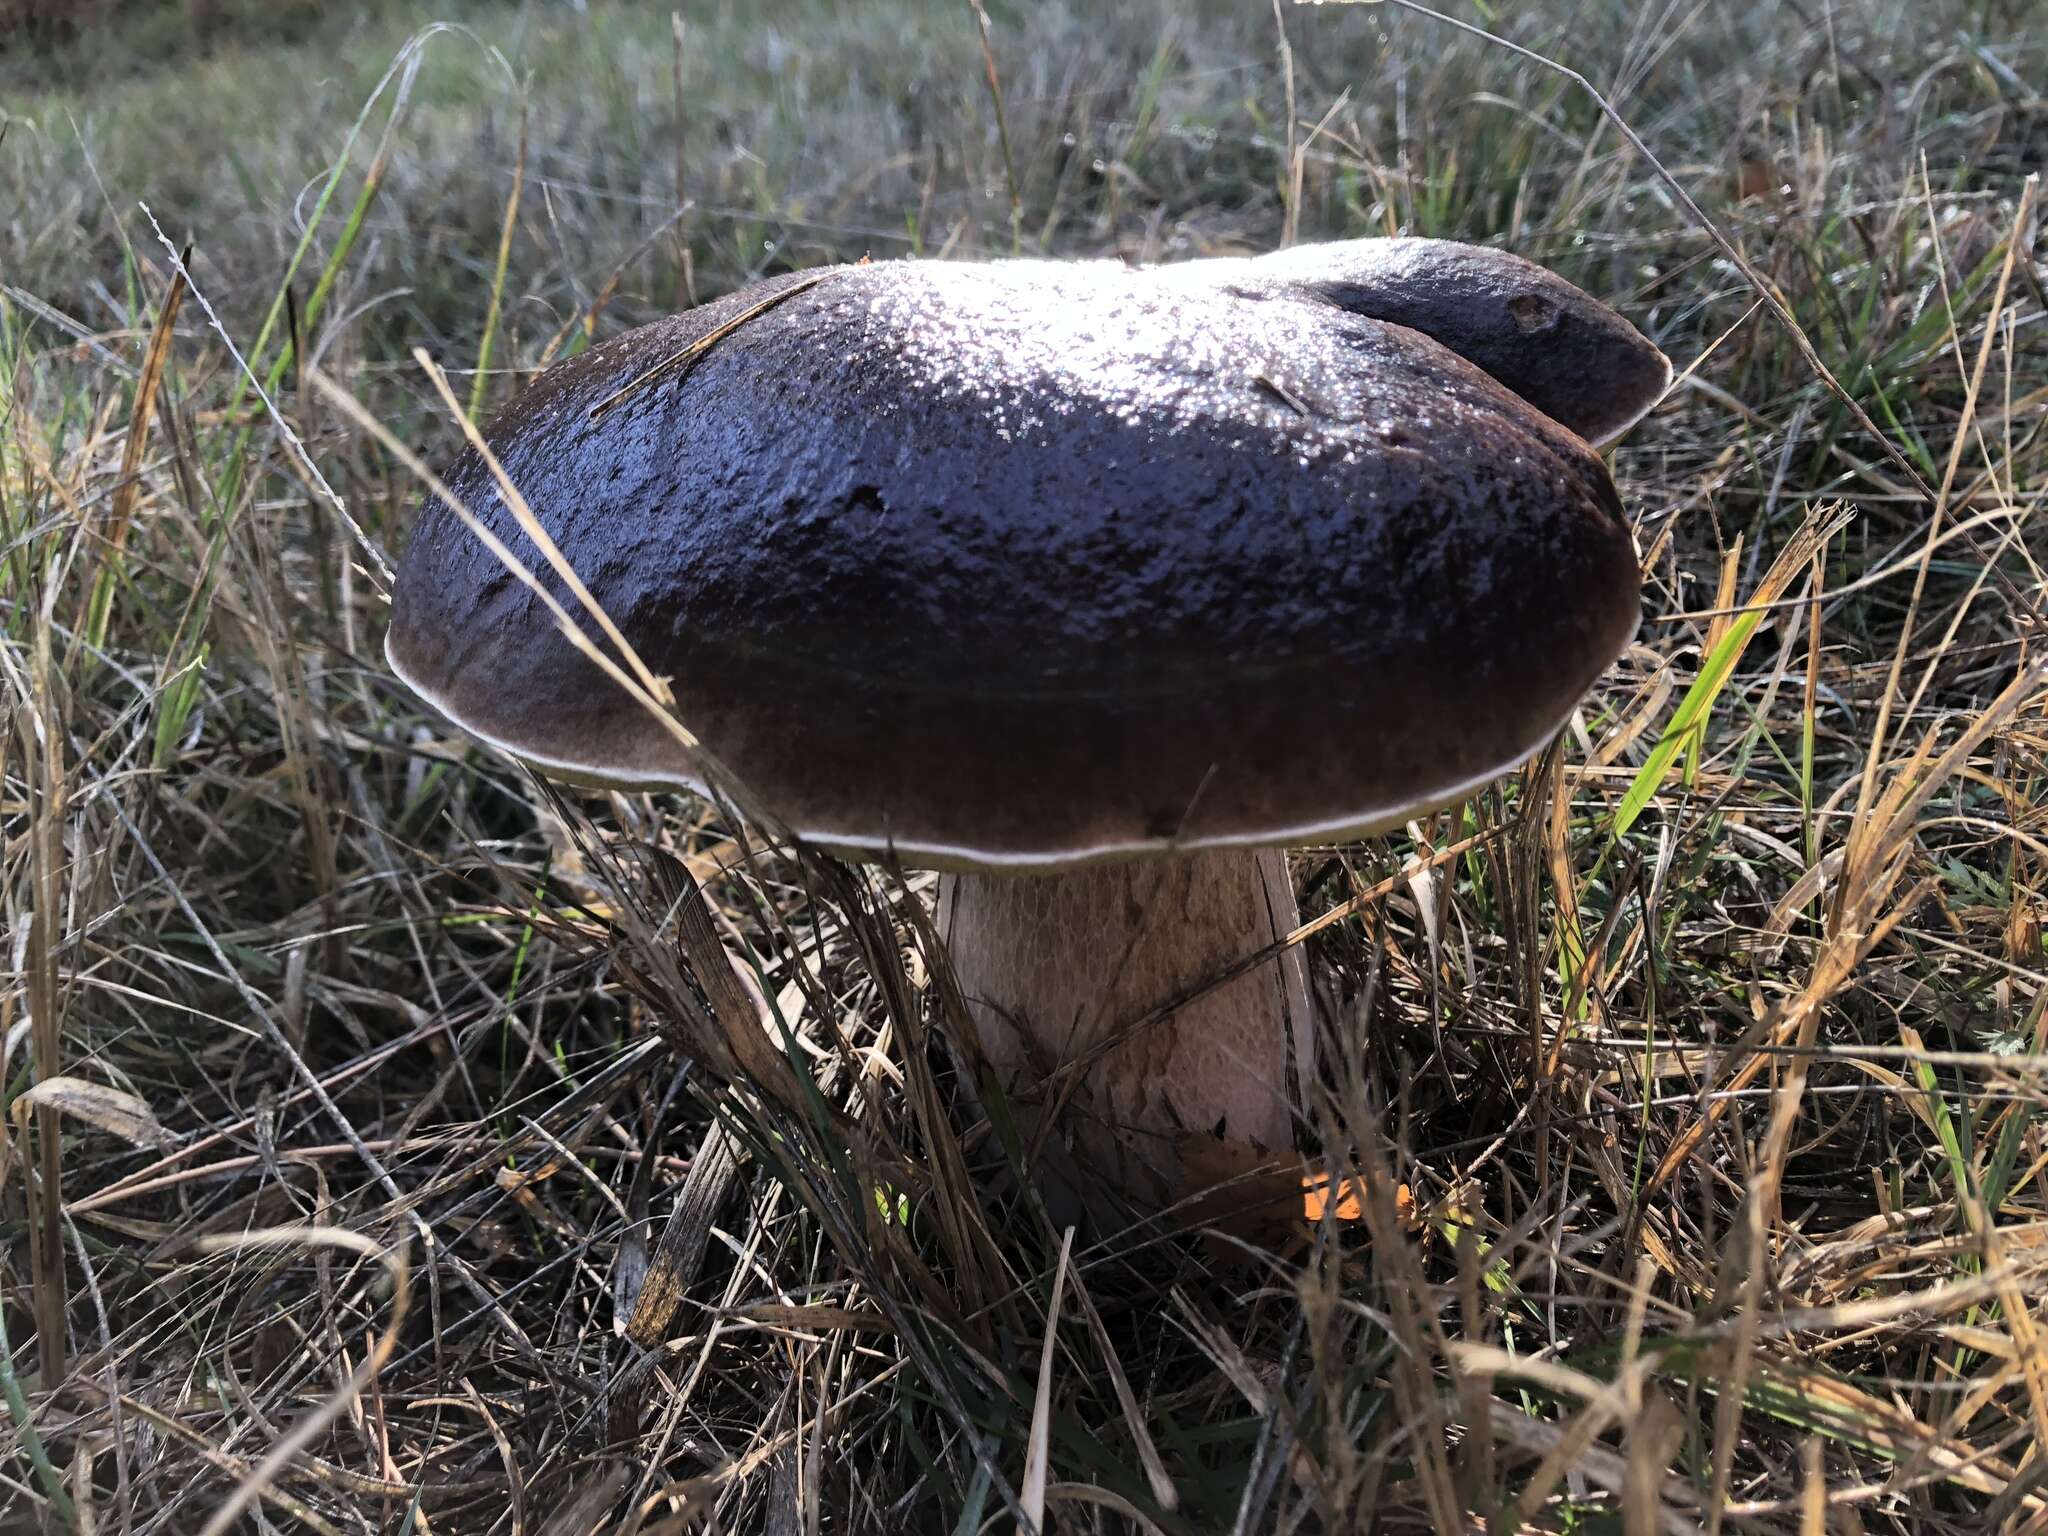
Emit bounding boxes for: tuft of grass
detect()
[2,0,2047,1530]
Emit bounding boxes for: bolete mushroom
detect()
[388,239,1668,1215]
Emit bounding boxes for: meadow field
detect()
[2,0,2046,1530]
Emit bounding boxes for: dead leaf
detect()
[15,1077,170,1148]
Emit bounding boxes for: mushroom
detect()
[388,239,1668,1216]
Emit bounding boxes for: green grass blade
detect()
[1613,606,1765,838]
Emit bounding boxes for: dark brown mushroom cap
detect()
[389,250,1646,868]
[1194,238,1672,446]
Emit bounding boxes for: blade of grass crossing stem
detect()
[469,101,528,422]
[1020,1227,1074,1534]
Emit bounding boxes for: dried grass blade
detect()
[310,369,716,787]
[585,273,829,421]
[101,252,186,559]
[1853,172,2039,821]
[1063,1243,1178,1513]
[468,100,529,422]
[195,1227,410,1536]
[13,1075,170,1149]
[1364,0,2048,656]
[13,599,68,1387]
[416,349,676,713]
[1020,1226,1075,1533]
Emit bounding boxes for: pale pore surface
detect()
[936,850,1312,1213]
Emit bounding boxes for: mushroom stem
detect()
[936,850,1311,1216]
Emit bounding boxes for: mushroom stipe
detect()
[388,238,1670,1218]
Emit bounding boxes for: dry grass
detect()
[3,0,2047,1530]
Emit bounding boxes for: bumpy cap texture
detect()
[1214,238,1673,446]
[389,245,1653,868]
